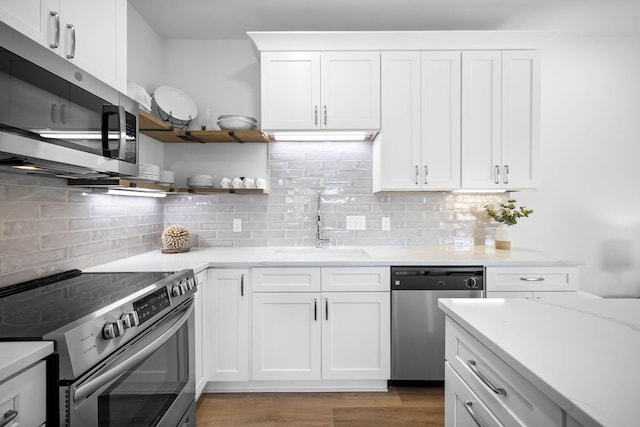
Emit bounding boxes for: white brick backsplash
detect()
[0,140,506,287]
[0,172,164,287]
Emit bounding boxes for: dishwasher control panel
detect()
[391,266,484,290]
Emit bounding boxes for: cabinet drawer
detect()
[0,360,46,427]
[445,318,563,427]
[445,362,506,427]
[252,268,321,292]
[486,266,578,292]
[321,267,390,292]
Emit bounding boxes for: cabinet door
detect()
[260,51,321,130]
[58,0,126,92]
[461,51,502,189]
[485,266,579,293]
[321,52,380,129]
[0,360,47,427]
[445,363,505,427]
[194,270,206,398]
[377,51,422,190]
[252,292,321,380]
[321,266,390,292]
[421,51,461,190]
[322,292,390,380]
[501,51,540,189]
[206,269,250,382]
[0,0,59,50]
[252,267,321,292]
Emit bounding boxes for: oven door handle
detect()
[73,301,193,403]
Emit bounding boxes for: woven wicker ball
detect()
[161,224,190,249]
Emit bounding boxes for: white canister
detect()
[243,178,255,188]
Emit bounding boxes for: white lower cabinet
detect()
[194,270,206,399]
[251,292,321,380]
[251,267,390,383]
[321,292,390,380]
[205,269,250,382]
[445,318,565,427]
[485,266,580,300]
[445,363,504,427]
[0,360,46,427]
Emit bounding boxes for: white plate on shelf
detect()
[154,86,198,121]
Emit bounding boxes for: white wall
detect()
[127,3,166,167]
[501,0,640,296]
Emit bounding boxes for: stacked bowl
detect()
[136,163,161,182]
[217,114,257,130]
[187,174,214,188]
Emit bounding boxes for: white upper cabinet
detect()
[461,50,540,189]
[261,51,380,130]
[0,0,127,92]
[376,51,460,191]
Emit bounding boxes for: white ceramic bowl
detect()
[217,117,257,130]
[218,114,257,124]
[187,174,213,187]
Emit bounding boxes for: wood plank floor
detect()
[196,386,444,426]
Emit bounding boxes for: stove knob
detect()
[186,277,196,290]
[465,277,479,289]
[171,283,186,297]
[102,320,124,339]
[120,311,139,329]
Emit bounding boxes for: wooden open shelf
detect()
[138,110,269,143]
[171,187,268,195]
[67,178,268,195]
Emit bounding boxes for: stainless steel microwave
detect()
[0,20,138,179]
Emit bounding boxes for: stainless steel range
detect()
[0,268,197,427]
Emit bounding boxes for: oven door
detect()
[64,299,195,427]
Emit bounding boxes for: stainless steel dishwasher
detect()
[391,266,484,383]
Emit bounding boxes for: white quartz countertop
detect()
[85,245,581,273]
[0,341,53,382]
[438,298,639,427]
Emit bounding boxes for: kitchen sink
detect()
[271,247,371,260]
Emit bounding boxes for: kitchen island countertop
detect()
[438,297,639,427]
[0,341,53,383]
[84,245,582,273]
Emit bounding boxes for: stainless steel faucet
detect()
[316,192,329,248]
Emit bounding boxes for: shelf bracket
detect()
[228,131,244,143]
[178,132,206,143]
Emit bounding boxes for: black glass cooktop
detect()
[0,270,171,340]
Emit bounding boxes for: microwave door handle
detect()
[73,301,193,403]
[101,105,126,158]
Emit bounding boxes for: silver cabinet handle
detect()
[66,24,76,59]
[314,298,318,321]
[415,165,419,185]
[49,11,60,48]
[323,105,327,126]
[325,298,329,320]
[240,273,245,296]
[463,402,484,427]
[424,165,428,185]
[520,277,545,282]
[50,104,58,124]
[60,103,66,125]
[467,360,506,395]
[0,410,18,427]
[314,106,318,126]
[494,165,500,185]
[503,165,510,184]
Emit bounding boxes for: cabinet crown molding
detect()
[247,30,556,54]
